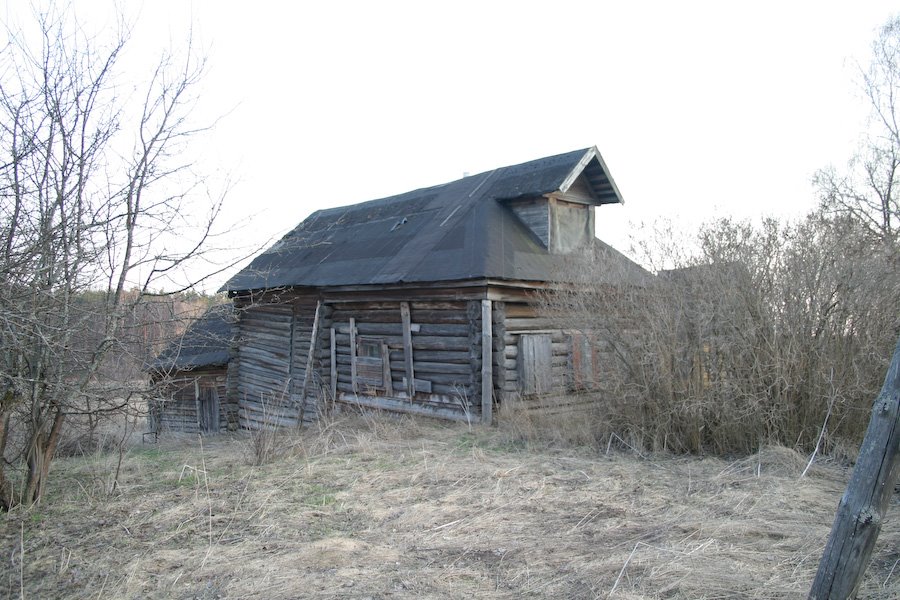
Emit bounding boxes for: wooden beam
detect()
[337,392,474,424]
[481,299,493,426]
[349,317,358,394]
[401,302,415,397]
[809,334,900,599]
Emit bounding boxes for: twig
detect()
[884,557,900,588]
[609,542,640,597]
[801,367,835,478]
[198,435,214,569]
[20,521,24,600]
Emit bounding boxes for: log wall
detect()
[328,299,480,421]
[499,302,570,399]
[235,300,298,429]
[228,285,609,425]
[151,368,230,434]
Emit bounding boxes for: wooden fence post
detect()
[809,334,900,599]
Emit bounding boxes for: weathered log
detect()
[331,310,402,323]
[504,303,538,318]
[389,349,471,364]
[492,301,507,397]
[505,317,560,331]
[809,335,900,599]
[333,333,471,352]
[335,392,473,423]
[388,360,471,375]
[337,379,470,397]
[332,309,469,325]
[328,300,468,311]
[334,322,468,336]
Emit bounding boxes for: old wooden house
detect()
[221,147,644,427]
[149,304,237,434]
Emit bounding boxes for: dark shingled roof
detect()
[223,147,626,292]
[152,304,233,371]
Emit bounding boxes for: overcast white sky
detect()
[5,1,898,291]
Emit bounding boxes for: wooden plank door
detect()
[199,386,220,433]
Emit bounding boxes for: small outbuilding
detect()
[149,304,237,434]
[221,147,646,427]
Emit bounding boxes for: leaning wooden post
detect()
[809,334,900,599]
[297,300,322,427]
[481,299,493,426]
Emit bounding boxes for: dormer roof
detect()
[222,147,628,292]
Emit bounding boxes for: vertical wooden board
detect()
[193,378,201,430]
[330,327,337,402]
[382,341,394,396]
[400,302,415,397]
[570,332,595,390]
[519,334,552,395]
[350,317,358,394]
[481,299,493,425]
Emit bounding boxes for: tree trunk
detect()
[809,334,900,599]
[0,403,12,511]
[24,408,65,506]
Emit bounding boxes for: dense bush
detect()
[540,212,899,455]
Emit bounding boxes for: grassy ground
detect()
[1,415,899,599]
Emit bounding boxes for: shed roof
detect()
[152,304,233,371]
[223,147,627,292]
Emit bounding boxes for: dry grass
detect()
[2,415,899,599]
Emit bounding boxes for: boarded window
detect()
[569,332,597,390]
[518,334,552,395]
[550,200,592,253]
[356,337,387,391]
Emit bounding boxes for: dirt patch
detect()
[1,416,898,599]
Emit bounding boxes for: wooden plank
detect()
[481,299,493,426]
[518,334,552,395]
[349,317,358,394]
[381,341,394,396]
[297,300,322,427]
[330,327,337,402]
[401,302,415,397]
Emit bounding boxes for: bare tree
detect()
[816,17,900,244]
[0,5,225,508]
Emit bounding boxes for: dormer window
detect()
[550,199,593,253]
[500,150,619,255]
